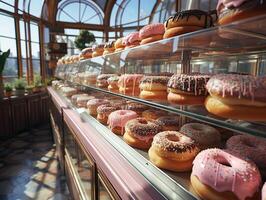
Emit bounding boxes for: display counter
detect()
[50,14,266,200]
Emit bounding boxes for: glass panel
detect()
[29,0,44,17]
[0,13,15,38]
[20,20,26,40]
[30,22,39,43]
[0,36,17,57]
[32,59,40,75]
[0,0,14,12]
[22,58,27,77]
[2,57,18,80]
[31,42,40,59]
[98,175,112,200]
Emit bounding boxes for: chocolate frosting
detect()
[140,76,170,85]
[126,118,162,136]
[168,73,210,96]
[165,9,213,28]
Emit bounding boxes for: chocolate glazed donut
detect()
[164,10,213,39]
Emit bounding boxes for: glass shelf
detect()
[67,83,266,138]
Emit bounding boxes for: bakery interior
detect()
[0,0,266,199]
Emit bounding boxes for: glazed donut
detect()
[142,109,168,121]
[76,95,95,108]
[124,118,163,149]
[123,32,140,49]
[97,74,115,88]
[108,110,138,135]
[167,73,210,105]
[92,44,104,57]
[226,135,266,172]
[164,10,213,39]
[205,74,266,121]
[217,0,266,25]
[97,104,120,125]
[191,148,261,200]
[79,48,93,60]
[107,76,120,92]
[118,74,143,96]
[180,123,221,149]
[82,73,98,85]
[103,41,115,55]
[61,87,77,97]
[139,76,169,100]
[71,93,88,105]
[148,131,200,172]
[156,116,179,131]
[86,99,110,117]
[114,38,126,52]
[139,23,165,45]
[262,183,266,200]
[123,102,149,116]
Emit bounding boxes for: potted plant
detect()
[13,78,26,96]
[0,49,10,98]
[25,85,34,94]
[4,83,13,97]
[33,75,43,93]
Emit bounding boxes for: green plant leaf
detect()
[0,49,10,74]
[74,30,95,50]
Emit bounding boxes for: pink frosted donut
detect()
[139,23,165,40]
[123,32,140,47]
[226,135,266,171]
[191,148,261,200]
[118,74,143,87]
[180,123,221,149]
[108,110,138,135]
[262,182,266,200]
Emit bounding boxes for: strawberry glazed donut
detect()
[180,123,221,150]
[226,135,266,173]
[123,32,140,49]
[217,0,266,25]
[139,23,165,45]
[148,131,200,172]
[108,110,138,135]
[124,118,162,149]
[205,74,266,121]
[191,148,261,200]
[118,74,143,96]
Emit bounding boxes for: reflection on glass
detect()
[98,175,112,200]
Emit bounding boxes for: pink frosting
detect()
[217,0,248,14]
[118,74,143,87]
[192,148,261,200]
[123,32,140,46]
[262,182,266,200]
[108,110,138,132]
[139,23,165,39]
[87,98,109,106]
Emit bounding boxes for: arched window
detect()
[150,0,176,24]
[57,0,104,24]
[18,0,45,17]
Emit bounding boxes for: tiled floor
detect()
[0,125,70,200]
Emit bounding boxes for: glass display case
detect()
[52,14,266,200]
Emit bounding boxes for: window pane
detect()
[20,20,26,40]
[20,40,27,58]
[0,0,14,12]
[0,36,17,57]
[2,58,18,78]
[32,59,40,75]
[30,22,39,43]
[31,43,40,59]
[29,0,44,17]
[22,58,27,77]
[0,13,15,38]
